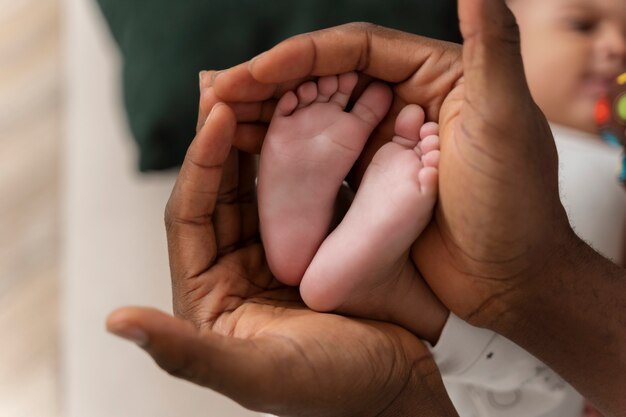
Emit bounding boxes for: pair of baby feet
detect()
[258,72,443,335]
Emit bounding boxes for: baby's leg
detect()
[258,73,392,285]
[300,105,440,317]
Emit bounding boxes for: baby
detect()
[509,0,625,135]
[509,0,626,268]
[257,72,446,338]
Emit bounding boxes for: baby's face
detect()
[510,0,626,133]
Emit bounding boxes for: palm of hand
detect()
[189,242,430,416]
[412,74,570,327]
[158,111,435,416]
[209,26,567,330]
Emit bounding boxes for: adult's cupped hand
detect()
[208,0,568,331]
[107,100,458,416]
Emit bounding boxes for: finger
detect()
[213,149,240,254]
[213,62,277,103]
[213,23,462,123]
[106,307,289,413]
[197,70,216,132]
[165,103,235,282]
[233,123,267,154]
[201,85,276,125]
[454,0,556,179]
[106,308,259,391]
[214,150,260,254]
[213,63,311,102]
[252,23,461,84]
[214,24,450,99]
[238,151,259,243]
[229,100,276,123]
[458,0,533,122]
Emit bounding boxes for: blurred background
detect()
[0,0,459,416]
[1,0,61,415]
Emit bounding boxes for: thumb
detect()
[458,0,534,118]
[106,307,275,410]
[196,70,217,133]
[454,0,557,177]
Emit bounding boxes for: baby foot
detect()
[258,73,392,285]
[300,105,445,338]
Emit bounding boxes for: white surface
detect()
[553,124,626,264]
[61,0,260,415]
[433,315,583,417]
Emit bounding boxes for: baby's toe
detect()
[418,166,438,196]
[330,72,358,109]
[350,82,393,127]
[296,81,318,109]
[275,90,299,117]
[391,104,425,148]
[422,149,440,169]
[316,75,339,103]
[420,122,439,139]
[419,134,440,155]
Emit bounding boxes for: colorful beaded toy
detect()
[595,71,626,182]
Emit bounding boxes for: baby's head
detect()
[508,0,626,133]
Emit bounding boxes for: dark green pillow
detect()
[96,0,461,171]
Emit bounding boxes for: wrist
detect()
[377,351,458,417]
[412,301,448,346]
[485,227,585,337]
[481,229,626,414]
[462,219,582,335]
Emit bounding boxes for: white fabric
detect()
[432,125,626,417]
[553,124,626,264]
[431,315,583,417]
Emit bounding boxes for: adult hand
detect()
[420,3,624,414]
[107,99,459,417]
[209,0,626,414]
[207,0,560,325]
[208,25,462,185]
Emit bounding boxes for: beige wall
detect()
[0,0,61,415]
[0,0,274,414]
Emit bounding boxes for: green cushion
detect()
[96,0,461,171]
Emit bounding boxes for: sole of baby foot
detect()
[258,72,393,285]
[300,104,441,329]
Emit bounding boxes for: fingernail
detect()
[248,51,266,71]
[111,325,149,347]
[212,70,223,82]
[199,70,208,85]
[205,102,223,125]
[252,51,267,63]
